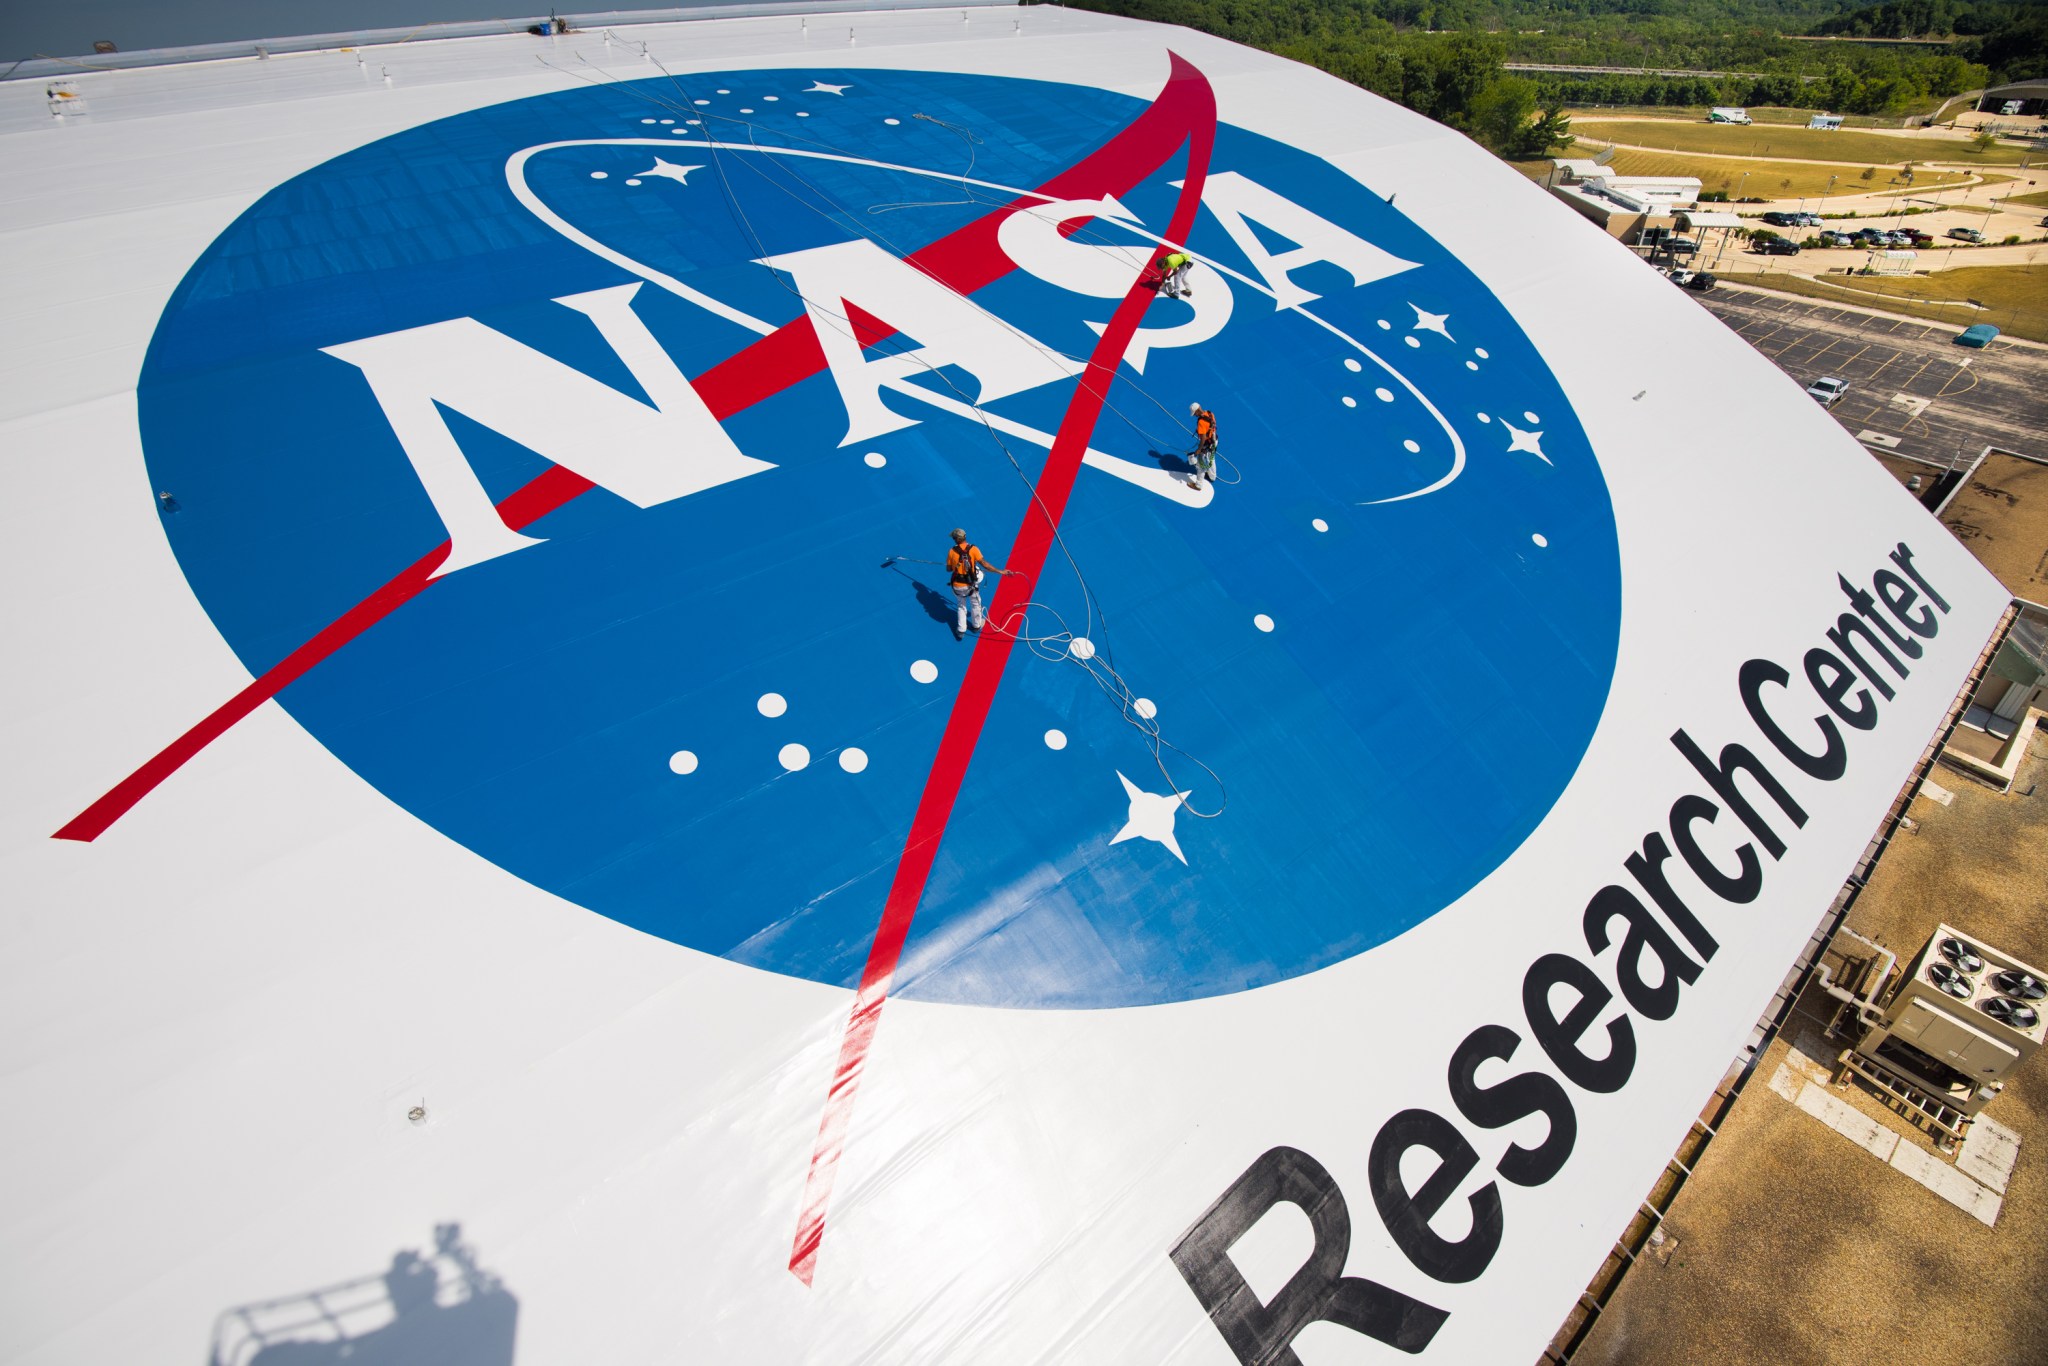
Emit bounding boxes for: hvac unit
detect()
[1823,924,2046,1148]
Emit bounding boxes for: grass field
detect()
[1560,105,1904,130]
[2005,189,2048,209]
[1716,266,2048,343]
[1599,147,1972,198]
[1573,120,2032,167]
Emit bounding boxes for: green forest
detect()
[1052,0,2048,158]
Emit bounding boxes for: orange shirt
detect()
[947,544,984,585]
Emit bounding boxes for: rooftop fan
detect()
[1980,996,2041,1030]
[1991,969,2047,1002]
[1940,938,1985,974]
[1928,961,1974,998]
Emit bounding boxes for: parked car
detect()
[1755,237,1800,255]
[1795,212,1824,227]
[1806,376,1849,406]
[1664,237,1700,256]
[1686,271,1717,292]
[1948,227,1986,242]
[1667,268,1696,285]
[1956,323,2000,348]
[1821,232,1855,247]
[1900,230,1934,247]
[1761,211,1798,227]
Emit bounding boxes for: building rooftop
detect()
[1574,734,2048,1366]
[1939,451,2048,604]
[0,9,2018,1365]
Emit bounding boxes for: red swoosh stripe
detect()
[786,52,1218,1287]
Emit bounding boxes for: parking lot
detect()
[1693,288,2048,469]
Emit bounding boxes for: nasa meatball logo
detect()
[130,61,1621,1008]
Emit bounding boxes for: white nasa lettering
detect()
[1180,170,1420,310]
[995,195,1141,300]
[322,283,772,576]
[996,195,1235,374]
[756,237,1080,446]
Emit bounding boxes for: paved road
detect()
[1692,288,2048,467]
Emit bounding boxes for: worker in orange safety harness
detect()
[1187,402,1218,490]
[946,528,1017,640]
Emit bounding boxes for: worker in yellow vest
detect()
[1156,249,1195,299]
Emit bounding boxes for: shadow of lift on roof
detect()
[206,1223,516,1366]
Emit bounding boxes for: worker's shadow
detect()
[886,565,958,628]
[1148,448,1199,478]
[206,1223,516,1366]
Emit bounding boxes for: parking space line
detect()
[1934,366,1978,400]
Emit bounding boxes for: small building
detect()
[1709,107,1751,124]
[1544,159,1701,244]
[1974,79,2048,116]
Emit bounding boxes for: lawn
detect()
[1560,105,1903,130]
[1573,120,2032,167]
[1599,148,1972,198]
[2004,188,2048,209]
[1715,266,2048,343]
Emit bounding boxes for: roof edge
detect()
[6,0,1016,81]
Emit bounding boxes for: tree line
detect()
[1053,0,2043,153]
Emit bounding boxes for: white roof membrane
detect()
[0,9,2011,1365]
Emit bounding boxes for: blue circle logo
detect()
[138,66,1620,1008]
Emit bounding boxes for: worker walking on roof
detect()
[946,528,1016,640]
[1156,249,1195,299]
[1187,402,1218,489]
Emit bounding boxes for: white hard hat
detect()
[1189,402,1201,414]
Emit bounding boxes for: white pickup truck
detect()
[1806,376,1849,407]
